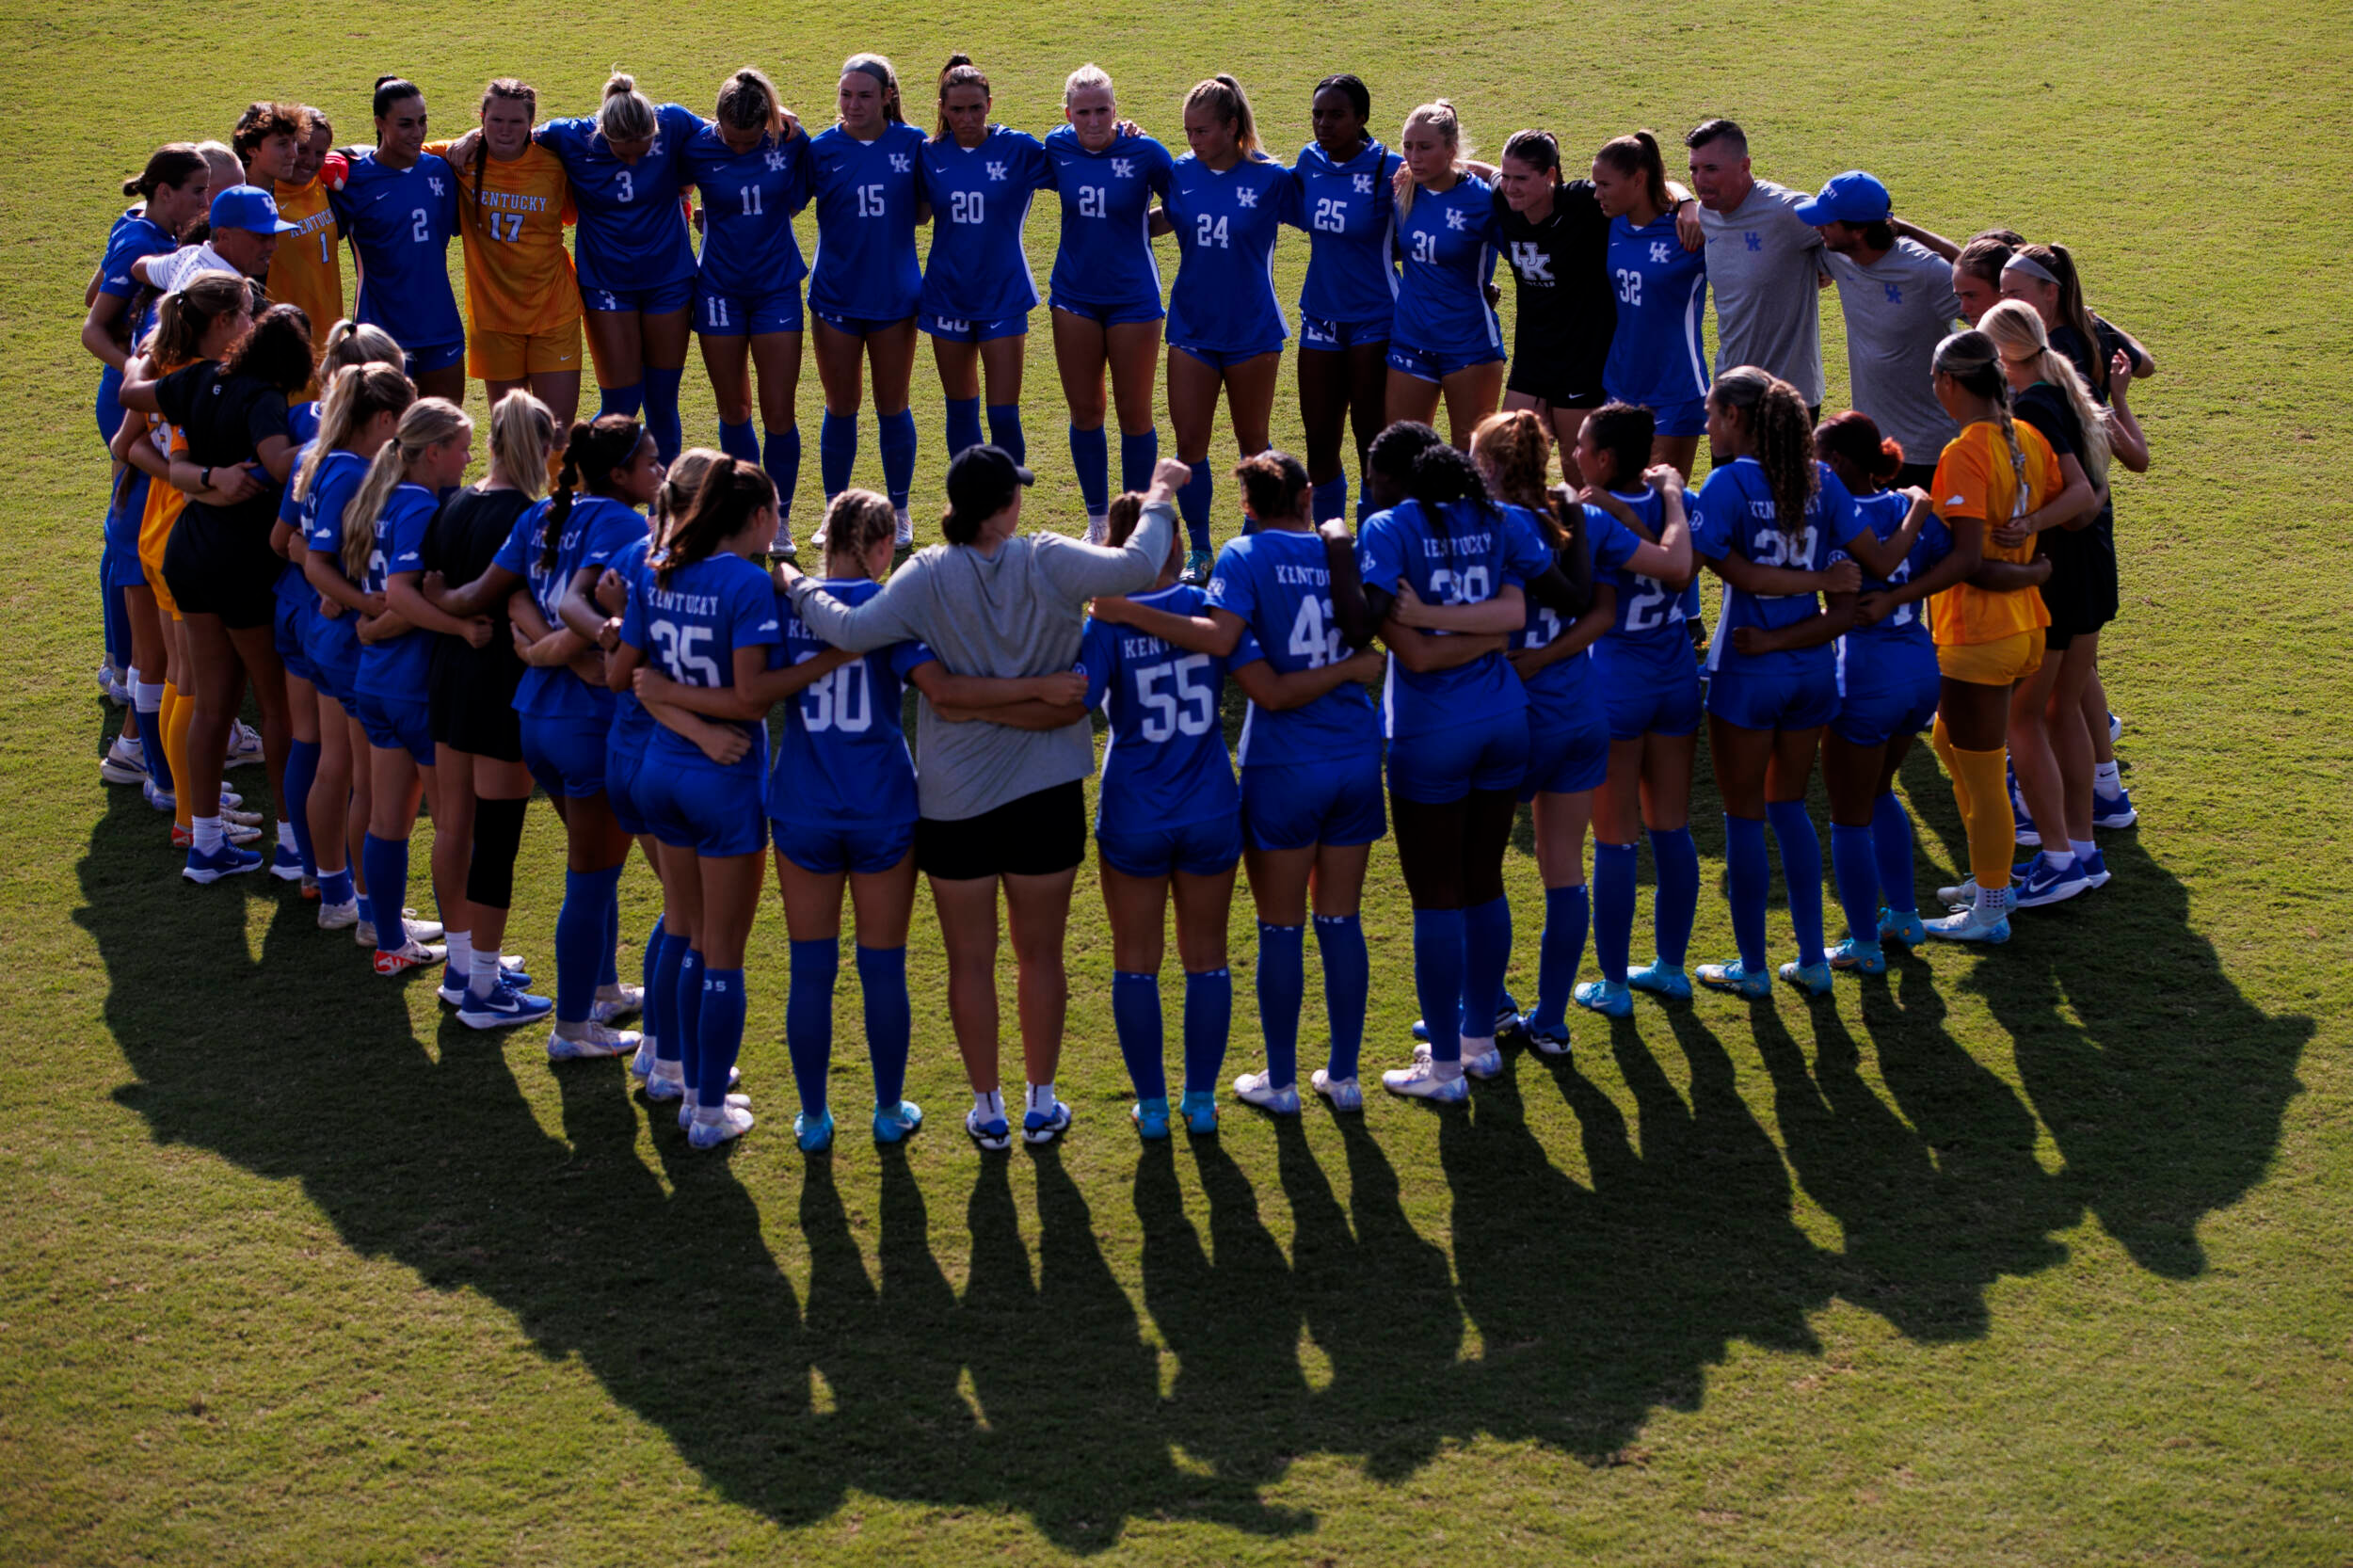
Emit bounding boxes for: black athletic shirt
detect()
[2048,315,2149,408]
[423,485,531,699]
[1493,179,1615,372]
[2014,380,2111,568]
[153,360,292,540]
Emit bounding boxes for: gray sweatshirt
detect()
[786,499,1175,821]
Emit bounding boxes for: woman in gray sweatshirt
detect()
[779,444,1189,1151]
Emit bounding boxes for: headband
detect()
[846,58,892,90]
[2003,252,2059,285]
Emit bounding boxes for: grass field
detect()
[7,2,2352,1562]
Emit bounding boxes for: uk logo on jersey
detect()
[1744,231,1762,251]
[985,161,1007,182]
[1353,174,1373,194]
[1884,281,1904,305]
[1236,186,1257,207]
[765,150,788,172]
[889,153,911,173]
[1510,242,1554,282]
[1112,157,1134,179]
[1649,241,1673,263]
[428,176,444,198]
[1445,207,1468,231]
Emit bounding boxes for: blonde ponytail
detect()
[342,397,469,579]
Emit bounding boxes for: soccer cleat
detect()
[2015,856,2090,908]
[679,1090,751,1131]
[966,1107,1013,1151]
[546,1021,643,1060]
[1411,992,1524,1044]
[774,533,797,564]
[1696,959,1773,1000]
[1231,1069,1301,1113]
[1084,513,1109,546]
[1381,1058,1468,1102]
[1828,937,1888,974]
[374,938,443,976]
[1779,959,1835,996]
[174,822,262,849]
[1525,1023,1572,1057]
[268,844,306,882]
[591,984,643,1024]
[317,898,360,931]
[1935,868,2022,908]
[224,720,264,766]
[893,513,914,549]
[644,1067,686,1103]
[355,911,444,951]
[1131,1096,1172,1141]
[2079,848,2112,889]
[1574,979,1633,1017]
[794,1107,835,1153]
[1022,1099,1073,1144]
[626,1035,659,1079]
[182,842,264,884]
[1926,904,2011,944]
[456,985,554,1030]
[100,736,145,784]
[1178,1089,1219,1135]
[872,1099,924,1144]
[2093,789,2137,830]
[1310,1069,1364,1112]
[1626,962,1693,1000]
[1877,907,1928,947]
[687,1103,756,1150]
[300,875,319,901]
[142,779,175,814]
[1180,548,1212,585]
[221,805,264,828]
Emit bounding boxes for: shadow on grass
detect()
[74,733,2310,1547]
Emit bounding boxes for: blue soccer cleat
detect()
[1574,979,1632,1017]
[1926,904,2010,944]
[873,1099,924,1144]
[1178,1089,1219,1136]
[1877,907,1928,948]
[1779,959,1835,996]
[794,1107,836,1153]
[1131,1096,1172,1142]
[1627,962,1693,1000]
[1828,937,1887,974]
[1696,959,1773,1000]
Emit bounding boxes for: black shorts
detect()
[1505,339,1608,410]
[916,779,1087,881]
[161,514,279,630]
[429,659,523,762]
[2039,511,2119,651]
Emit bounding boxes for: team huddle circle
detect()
[86,56,2153,1155]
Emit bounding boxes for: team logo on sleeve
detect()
[1235,186,1257,207]
[1445,207,1468,231]
[985,161,1007,182]
[1112,157,1134,179]
[889,153,912,173]
[1353,174,1373,194]
[1650,241,1673,263]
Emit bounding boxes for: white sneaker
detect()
[1231,1069,1301,1113]
[1084,513,1108,546]
[1461,1045,1505,1080]
[1381,1058,1468,1102]
[100,736,145,784]
[317,898,360,931]
[224,720,264,766]
[645,1062,686,1101]
[547,1021,643,1060]
[1309,1069,1363,1112]
[628,1035,659,1080]
[591,983,644,1024]
[356,910,443,949]
[680,1090,752,1131]
[687,1102,757,1149]
[893,509,914,548]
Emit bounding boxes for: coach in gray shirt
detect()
[1799,170,1962,488]
[1685,119,1828,426]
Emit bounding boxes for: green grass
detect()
[7,2,2353,1562]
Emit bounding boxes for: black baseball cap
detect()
[944,444,1033,520]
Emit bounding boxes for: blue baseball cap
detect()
[209,184,300,234]
[1794,170,1891,227]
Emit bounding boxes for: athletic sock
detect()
[1767,799,1827,968]
[1182,968,1232,1097]
[1112,970,1165,1101]
[1025,1080,1060,1122]
[676,948,704,1094]
[1724,813,1770,972]
[1870,792,1918,915]
[319,867,354,906]
[469,946,504,1000]
[2041,848,2078,872]
[595,380,643,422]
[1070,424,1110,516]
[819,409,858,499]
[163,684,195,829]
[1119,428,1160,493]
[276,820,296,853]
[1938,729,2016,895]
[1311,474,1348,523]
[1529,883,1589,1031]
[1178,459,1213,554]
[640,917,664,1009]
[877,408,917,511]
[1411,908,1467,1064]
[192,814,224,856]
[555,864,624,1025]
[598,888,620,989]
[717,417,760,464]
[696,968,747,1110]
[1831,823,1881,947]
[1593,840,1638,984]
[642,365,684,464]
[1459,895,1513,1045]
[1255,920,1305,1091]
[134,679,171,795]
[984,403,1024,464]
[2093,760,2121,794]
[973,1087,1005,1125]
[944,395,983,458]
[1648,825,1700,968]
[1312,912,1368,1083]
[360,833,409,955]
[786,938,839,1118]
[356,892,375,931]
[443,927,472,981]
[281,738,320,874]
[651,930,690,1062]
[856,944,911,1109]
[762,425,802,524]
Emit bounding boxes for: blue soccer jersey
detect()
[1391,174,1501,356]
[681,122,811,296]
[1586,488,1692,667]
[1162,154,1303,355]
[602,534,656,757]
[1078,584,1239,836]
[767,576,936,831]
[299,448,373,652]
[1511,507,1642,710]
[536,104,701,295]
[918,125,1052,322]
[806,121,927,320]
[1603,211,1710,408]
[1204,529,1378,769]
[354,484,440,700]
[1842,488,1950,647]
[1289,139,1401,330]
[1358,498,1550,737]
[619,548,783,770]
[1042,127,1173,315]
[492,494,648,718]
[1691,457,1858,675]
[330,152,464,347]
[97,211,175,306]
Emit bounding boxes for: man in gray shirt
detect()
[1798,170,1963,487]
[1685,119,1828,440]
